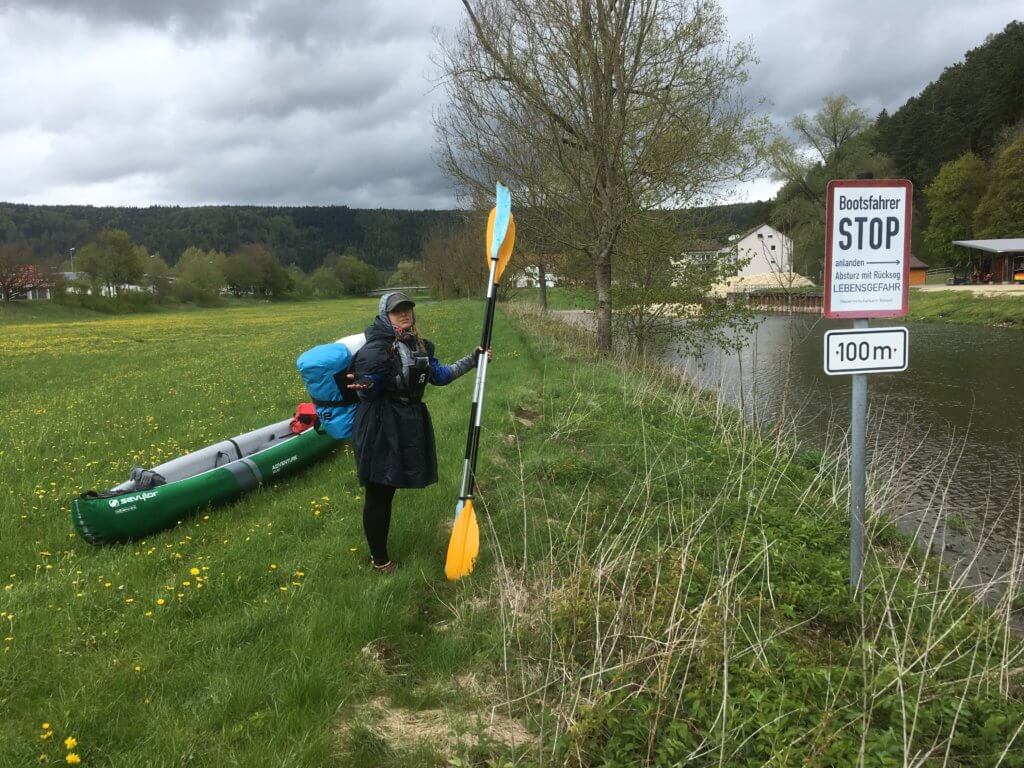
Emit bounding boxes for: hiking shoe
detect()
[370,558,398,574]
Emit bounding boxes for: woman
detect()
[349,291,489,573]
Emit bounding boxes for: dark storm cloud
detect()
[0,1,462,207]
[0,0,244,32]
[0,0,1019,207]
[722,0,1022,123]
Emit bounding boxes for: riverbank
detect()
[907,287,1024,327]
[2,299,1022,765]
[513,285,1024,329]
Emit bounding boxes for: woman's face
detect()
[388,303,415,330]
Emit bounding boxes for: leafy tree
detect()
[973,128,1024,237]
[74,229,145,296]
[436,0,764,351]
[222,251,260,297]
[922,152,989,270]
[388,260,423,288]
[223,244,292,297]
[144,252,173,299]
[310,267,345,298]
[612,213,752,354]
[175,247,226,292]
[334,254,378,296]
[287,265,313,298]
[769,95,894,279]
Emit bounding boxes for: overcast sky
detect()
[0,0,1018,209]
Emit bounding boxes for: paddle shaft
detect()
[457,256,500,502]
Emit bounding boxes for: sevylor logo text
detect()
[108,491,158,508]
[271,455,299,474]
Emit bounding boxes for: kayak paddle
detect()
[445,182,515,580]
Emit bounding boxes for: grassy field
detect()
[2,299,1022,766]
[908,288,1024,328]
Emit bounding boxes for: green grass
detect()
[908,288,1024,328]
[0,300,109,324]
[0,298,526,766]
[2,298,1022,766]
[508,285,593,310]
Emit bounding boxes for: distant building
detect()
[952,238,1024,284]
[514,265,559,289]
[675,224,798,291]
[728,224,794,278]
[57,272,151,296]
[909,254,929,285]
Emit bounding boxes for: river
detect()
[667,314,1024,596]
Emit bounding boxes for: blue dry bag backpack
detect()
[295,334,366,440]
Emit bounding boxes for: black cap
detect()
[384,291,415,312]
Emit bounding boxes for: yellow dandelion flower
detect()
[349,547,357,552]
[269,564,277,570]
[64,736,77,749]
[144,611,153,617]
[134,665,142,673]
[189,567,200,576]
[156,598,165,606]
[66,753,81,765]
[41,731,53,740]
[41,723,51,730]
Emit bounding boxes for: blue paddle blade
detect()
[490,183,511,260]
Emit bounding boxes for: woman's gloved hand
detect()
[345,373,374,391]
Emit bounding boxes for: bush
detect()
[334,255,378,295]
[170,281,223,307]
[53,291,161,315]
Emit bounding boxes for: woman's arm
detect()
[428,353,477,386]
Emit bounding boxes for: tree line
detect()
[0,204,460,273]
[0,228,422,305]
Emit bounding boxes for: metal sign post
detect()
[824,178,913,596]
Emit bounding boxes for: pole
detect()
[850,317,868,595]
[70,247,75,273]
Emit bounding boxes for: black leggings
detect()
[363,482,397,565]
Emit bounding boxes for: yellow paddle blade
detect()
[445,500,480,581]
[496,214,515,282]
[484,210,516,284]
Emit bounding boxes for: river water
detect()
[667,314,1024,593]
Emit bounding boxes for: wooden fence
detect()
[732,291,824,314]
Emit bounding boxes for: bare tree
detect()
[435,0,764,351]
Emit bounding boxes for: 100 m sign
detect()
[824,328,908,376]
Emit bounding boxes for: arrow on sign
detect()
[866,260,900,265]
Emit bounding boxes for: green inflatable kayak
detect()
[72,418,340,545]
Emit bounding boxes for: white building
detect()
[514,265,559,289]
[58,271,152,296]
[726,224,793,278]
[675,224,809,294]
